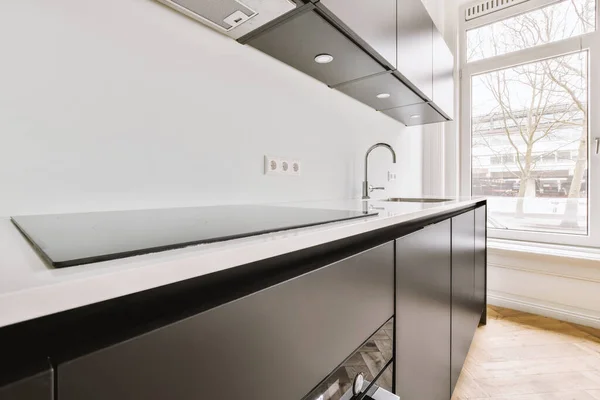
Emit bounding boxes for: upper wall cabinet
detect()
[315,0,397,69]
[244,6,386,87]
[397,0,433,101]
[238,0,455,126]
[432,26,455,119]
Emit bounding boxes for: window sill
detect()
[488,238,600,263]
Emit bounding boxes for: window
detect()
[467,0,596,62]
[461,0,599,247]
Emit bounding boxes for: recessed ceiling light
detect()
[314,54,334,64]
[376,93,391,99]
[410,114,421,119]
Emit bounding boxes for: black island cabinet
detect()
[0,202,486,400]
[395,206,487,400]
[0,361,53,400]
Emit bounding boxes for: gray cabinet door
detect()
[397,0,433,100]
[247,8,386,87]
[58,242,394,400]
[396,220,451,400]
[0,365,53,400]
[432,27,454,119]
[475,205,487,325]
[318,0,397,69]
[451,210,476,394]
[334,71,423,111]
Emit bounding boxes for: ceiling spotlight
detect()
[314,54,334,64]
[410,114,421,119]
[376,93,391,99]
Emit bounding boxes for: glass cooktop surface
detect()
[11,205,376,268]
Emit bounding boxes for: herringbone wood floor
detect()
[452,306,600,400]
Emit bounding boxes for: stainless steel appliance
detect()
[156,0,298,39]
[303,319,399,400]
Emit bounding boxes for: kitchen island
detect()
[0,197,486,400]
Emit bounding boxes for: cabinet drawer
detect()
[58,241,394,400]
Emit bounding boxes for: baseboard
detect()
[488,291,600,330]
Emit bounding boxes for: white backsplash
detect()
[0,0,424,216]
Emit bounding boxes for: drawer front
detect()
[58,241,394,400]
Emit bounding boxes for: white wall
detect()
[0,0,424,216]
[422,0,446,32]
[487,242,600,329]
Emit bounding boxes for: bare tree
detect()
[543,57,588,227]
[510,0,591,227]
[477,60,580,217]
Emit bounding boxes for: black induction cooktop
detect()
[11,205,376,268]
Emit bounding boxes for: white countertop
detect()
[0,197,483,328]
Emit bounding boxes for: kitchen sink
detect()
[382,198,452,203]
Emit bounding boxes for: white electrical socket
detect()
[291,160,301,176]
[280,159,291,174]
[264,155,281,175]
[264,155,301,176]
[388,171,397,182]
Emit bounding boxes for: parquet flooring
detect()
[452,306,600,399]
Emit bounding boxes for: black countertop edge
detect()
[0,200,485,387]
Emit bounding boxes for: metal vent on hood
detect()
[165,0,256,31]
[158,0,298,39]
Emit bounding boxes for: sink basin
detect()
[382,198,452,203]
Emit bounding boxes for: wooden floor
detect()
[452,306,600,400]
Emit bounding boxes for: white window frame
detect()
[458,0,600,247]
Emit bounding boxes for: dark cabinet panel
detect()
[451,210,476,393]
[247,8,386,87]
[0,365,53,400]
[475,205,487,325]
[397,0,433,100]
[432,27,455,119]
[318,0,397,68]
[334,71,423,110]
[396,220,451,400]
[58,242,394,400]
[382,102,447,126]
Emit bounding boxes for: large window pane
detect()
[471,51,588,235]
[467,0,596,62]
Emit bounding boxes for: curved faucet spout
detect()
[363,143,397,200]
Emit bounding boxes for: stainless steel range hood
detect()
[157,0,298,39]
